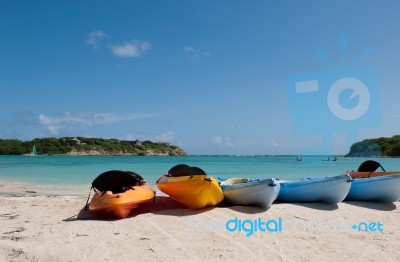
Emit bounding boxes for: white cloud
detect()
[270,138,293,150]
[211,136,222,145]
[86,30,107,48]
[225,137,233,148]
[48,125,59,135]
[38,112,159,134]
[239,139,255,147]
[38,114,54,125]
[184,46,211,58]
[271,139,279,147]
[86,31,150,58]
[39,112,95,128]
[157,131,174,142]
[93,112,159,124]
[118,131,175,144]
[211,136,234,148]
[109,40,150,58]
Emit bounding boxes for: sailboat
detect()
[32,145,37,156]
[23,145,38,156]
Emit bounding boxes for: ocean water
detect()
[0,155,398,190]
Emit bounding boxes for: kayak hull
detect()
[345,174,400,202]
[277,174,352,203]
[89,184,154,219]
[156,175,224,209]
[220,178,280,208]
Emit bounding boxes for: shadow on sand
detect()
[343,201,397,211]
[217,201,270,214]
[64,197,398,222]
[273,201,339,211]
[63,195,218,221]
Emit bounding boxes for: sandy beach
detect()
[0,182,399,262]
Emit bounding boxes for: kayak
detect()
[156,165,224,209]
[348,171,400,178]
[346,160,400,178]
[277,174,353,203]
[89,184,154,218]
[219,178,280,208]
[345,174,400,202]
[88,170,155,219]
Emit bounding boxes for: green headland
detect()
[346,135,400,157]
[0,137,187,156]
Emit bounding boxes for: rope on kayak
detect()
[84,187,93,211]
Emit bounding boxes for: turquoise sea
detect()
[0,155,398,190]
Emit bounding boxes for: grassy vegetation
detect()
[346,135,400,157]
[0,137,187,156]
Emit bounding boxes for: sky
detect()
[1,0,399,155]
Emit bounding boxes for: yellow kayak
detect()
[156,165,223,209]
[87,170,155,219]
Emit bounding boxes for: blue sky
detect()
[1,0,399,155]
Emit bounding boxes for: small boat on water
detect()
[322,156,337,161]
[87,170,155,219]
[219,178,280,208]
[344,160,400,202]
[277,174,353,203]
[156,164,224,209]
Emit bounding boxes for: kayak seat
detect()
[358,160,386,172]
[169,165,207,177]
[223,178,250,185]
[92,170,145,194]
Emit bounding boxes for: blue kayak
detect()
[219,178,280,208]
[277,174,352,203]
[345,174,400,203]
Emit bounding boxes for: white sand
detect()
[0,183,399,261]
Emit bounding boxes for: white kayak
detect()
[219,178,280,208]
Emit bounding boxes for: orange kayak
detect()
[89,184,154,219]
[87,170,154,219]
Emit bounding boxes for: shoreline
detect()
[3,154,400,157]
[0,182,399,261]
[4,155,400,158]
